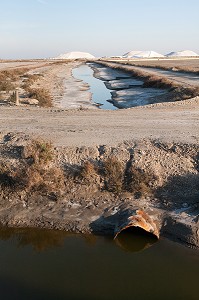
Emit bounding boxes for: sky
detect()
[0,0,199,59]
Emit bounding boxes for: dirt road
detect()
[0,97,198,146]
[131,65,199,88]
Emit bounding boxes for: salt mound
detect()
[55,51,95,59]
[133,51,164,58]
[123,50,164,58]
[166,50,198,57]
[123,51,142,58]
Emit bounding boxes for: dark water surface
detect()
[0,227,198,300]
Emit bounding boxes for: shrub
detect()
[23,139,53,165]
[0,80,15,93]
[0,68,29,93]
[103,156,124,194]
[79,161,98,184]
[0,139,64,195]
[126,166,154,198]
[28,88,52,107]
[22,73,43,90]
[0,162,17,188]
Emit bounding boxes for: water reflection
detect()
[0,227,97,252]
[0,227,69,251]
[115,227,158,252]
[0,226,157,253]
[72,64,117,110]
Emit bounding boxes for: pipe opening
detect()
[115,226,158,252]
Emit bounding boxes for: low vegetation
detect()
[0,139,155,199]
[76,155,154,197]
[27,88,52,107]
[22,73,43,90]
[0,67,52,107]
[79,161,99,184]
[0,139,64,198]
[126,166,154,198]
[103,156,124,193]
[0,71,16,93]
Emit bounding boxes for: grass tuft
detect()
[103,156,124,194]
[126,166,155,198]
[27,88,52,107]
[80,161,98,184]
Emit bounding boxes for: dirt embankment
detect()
[117,58,199,75]
[0,132,198,249]
[95,61,199,102]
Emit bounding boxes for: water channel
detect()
[72,64,117,110]
[0,227,198,300]
[72,63,168,109]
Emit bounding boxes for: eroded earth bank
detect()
[0,132,198,249]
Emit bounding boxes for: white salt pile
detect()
[133,51,164,58]
[54,51,95,59]
[123,51,142,58]
[166,50,198,57]
[123,50,164,58]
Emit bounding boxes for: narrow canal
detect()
[72,63,168,109]
[72,64,117,110]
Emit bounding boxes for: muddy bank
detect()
[0,132,198,249]
[32,61,96,109]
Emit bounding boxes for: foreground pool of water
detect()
[0,227,198,300]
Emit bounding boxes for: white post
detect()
[15,88,19,106]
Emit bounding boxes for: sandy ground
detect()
[0,97,198,146]
[0,61,51,71]
[116,58,199,73]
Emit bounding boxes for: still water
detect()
[72,64,117,110]
[0,227,198,300]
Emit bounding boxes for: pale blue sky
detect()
[0,0,198,58]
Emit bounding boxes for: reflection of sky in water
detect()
[72,64,117,110]
[0,227,198,300]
